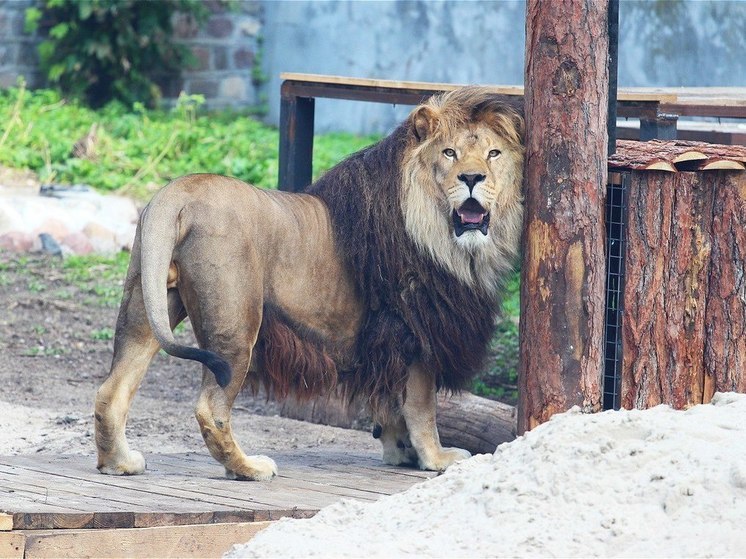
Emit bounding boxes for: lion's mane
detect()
[256,89,523,414]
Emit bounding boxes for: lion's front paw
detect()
[225,455,278,481]
[97,450,146,476]
[418,447,471,472]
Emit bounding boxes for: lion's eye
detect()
[488,149,501,159]
[443,148,456,159]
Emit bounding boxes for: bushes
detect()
[0,84,378,198]
[25,0,207,108]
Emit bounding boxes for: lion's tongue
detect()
[458,210,485,224]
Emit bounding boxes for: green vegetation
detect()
[62,252,129,307]
[0,84,378,200]
[25,0,208,108]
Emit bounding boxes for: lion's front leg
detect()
[374,414,418,467]
[399,363,471,472]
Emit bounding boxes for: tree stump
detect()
[520,0,609,432]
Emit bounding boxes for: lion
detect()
[94,87,524,481]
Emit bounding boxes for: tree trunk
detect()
[279,393,517,456]
[520,0,609,433]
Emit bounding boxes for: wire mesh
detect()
[603,173,628,410]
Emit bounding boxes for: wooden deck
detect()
[0,451,434,558]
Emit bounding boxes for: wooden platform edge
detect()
[1,521,272,559]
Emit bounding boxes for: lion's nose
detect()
[457,173,486,193]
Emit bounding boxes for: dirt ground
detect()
[0,251,378,467]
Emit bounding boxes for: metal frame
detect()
[603,172,629,410]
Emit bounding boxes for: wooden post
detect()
[519,0,609,433]
[279,81,315,192]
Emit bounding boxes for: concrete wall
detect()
[262,0,526,134]
[263,0,746,133]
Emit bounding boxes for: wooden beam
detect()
[16,521,271,559]
[519,0,609,432]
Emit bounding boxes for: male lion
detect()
[94,87,524,481]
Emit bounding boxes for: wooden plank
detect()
[0,452,431,530]
[0,513,12,531]
[11,513,94,531]
[21,521,271,559]
[280,72,524,97]
[0,458,277,513]
[0,532,24,559]
[279,76,746,107]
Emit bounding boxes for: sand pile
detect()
[228,392,746,558]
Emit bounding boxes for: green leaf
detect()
[48,63,66,82]
[24,7,42,33]
[78,0,94,20]
[37,41,55,64]
[49,22,70,40]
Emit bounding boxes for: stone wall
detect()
[169,1,264,109]
[0,0,264,109]
[0,0,42,89]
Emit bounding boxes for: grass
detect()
[61,252,130,307]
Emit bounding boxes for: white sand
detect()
[228,392,746,558]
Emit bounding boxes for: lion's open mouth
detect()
[453,198,490,237]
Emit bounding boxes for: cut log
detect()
[699,160,745,171]
[609,139,746,172]
[279,392,517,456]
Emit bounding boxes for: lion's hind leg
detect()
[95,279,185,476]
[185,277,277,481]
[374,415,418,467]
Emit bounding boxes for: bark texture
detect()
[621,170,746,408]
[703,172,746,397]
[621,172,712,409]
[520,0,609,433]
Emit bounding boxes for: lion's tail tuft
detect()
[159,344,231,388]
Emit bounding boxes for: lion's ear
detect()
[411,105,439,142]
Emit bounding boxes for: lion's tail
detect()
[138,189,231,388]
